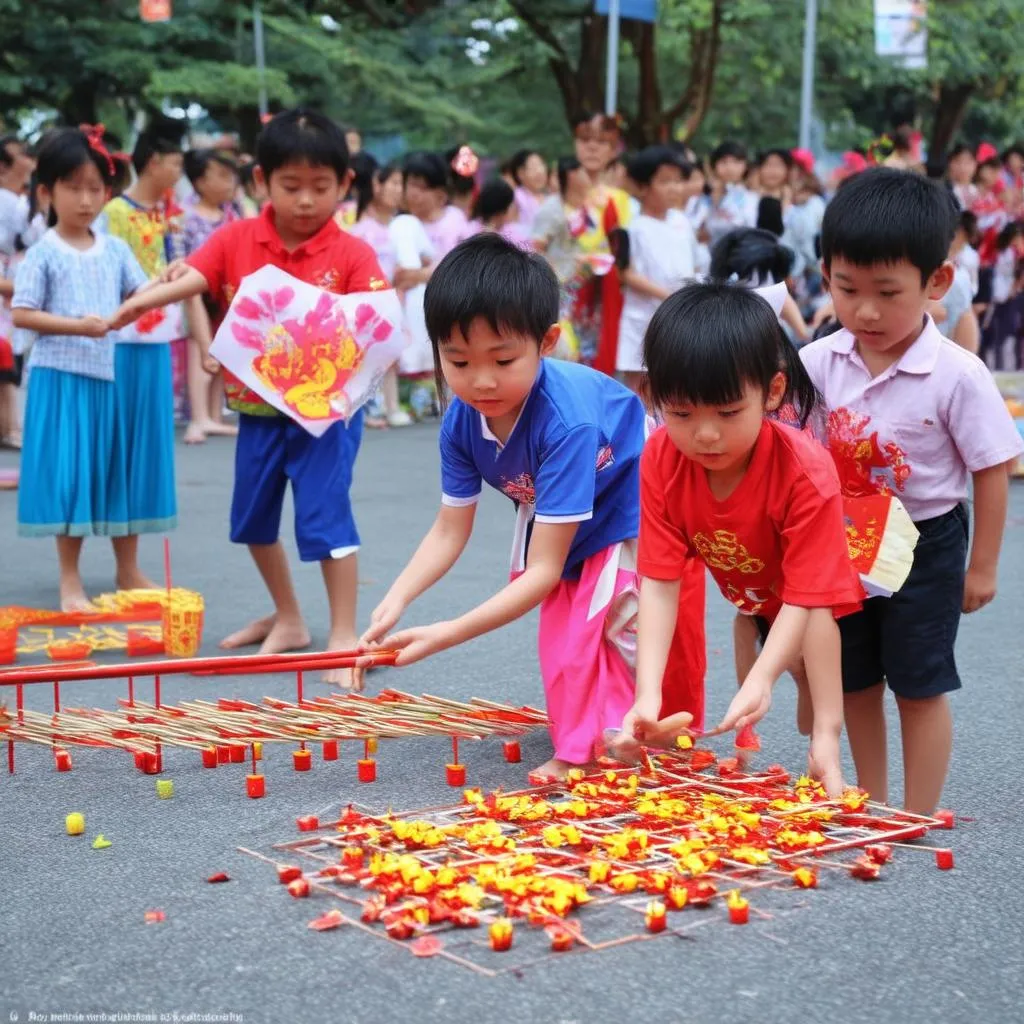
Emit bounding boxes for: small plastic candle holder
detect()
[296,815,319,832]
[935,848,955,870]
[358,759,376,783]
[246,774,266,799]
[322,740,339,761]
[446,763,467,787]
[293,749,312,772]
[216,745,231,765]
[228,745,246,764]
[201,747,218,769]
[502,741,521,763]
[287,878,310,898]
[54,750,73,772]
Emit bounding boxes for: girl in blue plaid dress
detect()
[12,128,150,611]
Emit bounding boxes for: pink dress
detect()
[423,206,472,261]
[514,186,543,231]
[348,216,397,281]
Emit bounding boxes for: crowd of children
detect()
[3,107,1023,817]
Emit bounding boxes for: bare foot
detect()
[116,569,158,591]
[203,421,238,438]
[256,617,311,656]
[183,422,207,445]
[322,633,359,690]
[60,578,96,614]
[528,757,578,783]
[220,615,276,649]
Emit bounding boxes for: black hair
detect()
[758,147,793,169]
[556,155,582,195]
[34,128,117,227]
[710,228,794,285]
[403,150,449,191]
[183,148,239,188]
[424,233,559,405]
[444,145,477,198]
[347,151,379,218]
[627,145,686,186]
[239,162,257,188]
[507,149,542,187]
[1003,142,1024,163]
[131,121,184,176]
[0,134,20,169]
[958,209,979,244]
[948,142,974,163]
[710,140,748,167]
[821,167,956,284]
[471,178,515,223]
[644,282,820,426]
[256,108,349,181]
[995,221,1022,252]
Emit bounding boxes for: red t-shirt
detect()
[187,205,388,414]
[638,420,862,621]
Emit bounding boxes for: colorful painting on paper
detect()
[210,266,403,436]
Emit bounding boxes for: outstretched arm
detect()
[378,518,578,667]
[109,267,209,330]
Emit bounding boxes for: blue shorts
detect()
[230,412,363,562]
[838,504,968,700]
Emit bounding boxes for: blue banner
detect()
[595,0,658,24]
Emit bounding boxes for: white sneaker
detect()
[387,410,413,427]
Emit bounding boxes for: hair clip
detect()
[79,123,116,177]
[451,145,479,178]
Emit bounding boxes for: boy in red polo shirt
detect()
[111,110,388,684]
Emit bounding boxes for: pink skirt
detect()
[535,541,640,764]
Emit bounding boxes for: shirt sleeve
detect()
[637,437,693,580]
[946,354,1024,471]
[439,410,482,506]
[533,424,598,523]
[779,470,862,608]
[11,244,47,311]
[118,242,149,299]
[531,197,561,244]
[185,225,230,298]
[343,239,388,293]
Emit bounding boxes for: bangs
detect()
[425,234,559,347]
[643,283,782,408]
[822,169,956,282]
[257,110,348,180]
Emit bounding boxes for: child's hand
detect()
[611,705,695,761]
[963,564,997,613]
[202,354,221,375]
[807,728,843,798]
[380,621,454,666]
[159,259,190,284]
[109,297,144,331]
[712,674,772,734]
[361,596,406,648]
[78,315,109,338]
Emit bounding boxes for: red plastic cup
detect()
[503,741,521,763]
[322,740,339,761]
[293,749,312,772]
[935,848,954,870]
[446,763,467,787]
[246,774,265,799]
[358,759,376,783]
[201,747,218,769]
[296,815,319,832]
[54,749,73,772]
[228,745,246,764]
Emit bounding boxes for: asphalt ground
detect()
[1,423,1022,1024]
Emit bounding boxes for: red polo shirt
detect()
[187,204,387,415]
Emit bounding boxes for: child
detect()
[801,167,1024,813]
[980,222,1023,370]
[181,148,240,444]
[705,140,759,247]
[109,109,389,686]
[505,148,547,232]
[445,145,479,222]
[358,233,651,780]
[348,155,412,429]
[616,146,698,392]
[12,127,150,609]
[99,124,185,550]
[469,179,531,249]
[621,283,859,796]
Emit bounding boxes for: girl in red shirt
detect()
[621,282,861,794]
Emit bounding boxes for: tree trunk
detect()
[629,20,661,146]
[659,0,723,143]
[930,82,974,156]
[63,87,99,127]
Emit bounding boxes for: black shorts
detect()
[838,504,968,699]
[0,353,23,387]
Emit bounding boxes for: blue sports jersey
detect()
[440,359,644,578]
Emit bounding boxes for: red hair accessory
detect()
[79,123,116,178]
[976,142,999,164]
[791,148,815,175]
[450,145,479,178]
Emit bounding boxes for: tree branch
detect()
[662,0,723,139]
[507,0,573,68]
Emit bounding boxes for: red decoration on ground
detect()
[207,872,231,883]
[935,849,954,870]
[866,844,893,864]
[322,740,339,761]
[502,740,521,763]
[358,758,376,783]
[293,748,312,772]
[850,856,881,880]
[144,910,165,924]
[309,909,344,931]
[734,724,761,751]
[446,763,466,787]
[276,865,302,884]
[201,746,218,768]
[935,809,955,829]
[488,918,513,951]
[246,774,265,799]
[727,891,749,925]
[228,744,246,764]
[411,935,443,957]
[645,901,667,933]
[54,749,72,772]
[216,745,231,765]
[287,878,311,898]
[547,926,574,951]
[296,815,319,832]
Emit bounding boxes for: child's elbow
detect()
[10,308,26,328]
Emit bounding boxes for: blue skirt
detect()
[18,368,129,537]
[114,344,177,534]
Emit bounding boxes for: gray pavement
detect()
[1,423,1022,1024]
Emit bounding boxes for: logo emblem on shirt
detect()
[596,445,614,472]
[500,472,536,505]
[315,268,341,293]
[826,408,910,496]
[692,530,765,575]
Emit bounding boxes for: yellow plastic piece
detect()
[92,835,112,849]
[65,813,85,835]
[156,780,174,799]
